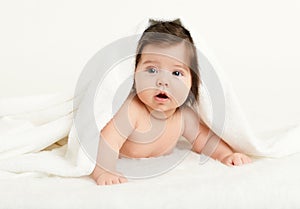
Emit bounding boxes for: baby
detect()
[91,19,252,186]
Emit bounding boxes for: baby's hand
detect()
[221,153,252,166]
[95,171,128,186]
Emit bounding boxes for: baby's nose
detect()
[156,70,170,87]
[156,78,169,87]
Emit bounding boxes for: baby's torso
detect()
[119,107,184,158]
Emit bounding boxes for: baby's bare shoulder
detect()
[122,95,147,123]
[127,95,146,111]
[180,106,206,126]
[112,95,145,129]
[180,106,201,142]
[180,106,199,122]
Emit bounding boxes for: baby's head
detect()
[133,19,200,113]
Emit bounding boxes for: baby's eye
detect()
[147,67,158,74]
[172,71,183,76]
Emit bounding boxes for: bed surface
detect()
[1,147,299,209]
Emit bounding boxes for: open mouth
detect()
[155,92,169,101]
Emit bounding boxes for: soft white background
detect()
[0,0,299,133]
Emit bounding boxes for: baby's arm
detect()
[91,97,137,185]
[197,125,252,166]
[91,120,128,185]
[182,107,251,166]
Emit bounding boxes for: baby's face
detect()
[135,42,192,113]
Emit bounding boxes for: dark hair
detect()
[134,18,200,106]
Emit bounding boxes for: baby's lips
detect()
[155,91,168,99]
[155,90,169,97]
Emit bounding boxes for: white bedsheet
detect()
[1,142,299,209]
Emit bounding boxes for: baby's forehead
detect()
[140,43,191,68]
[140,54,189,69]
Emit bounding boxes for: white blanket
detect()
[1,148,300,209]
[0,18,300,179]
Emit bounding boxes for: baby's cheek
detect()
[169,79,190,106]
[135,73,157,93]
[135,90,154,108]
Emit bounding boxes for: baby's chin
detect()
[145,102,181,114]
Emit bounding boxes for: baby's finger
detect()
[105,179,113,185]
[112,178,120,184]
[241,156,250,164]
[119,176,128,184]
[240,157,247,164]
[116,172,128,183]
[223,158,234,167]
[96,178,105,186]
[233,157,243,166]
